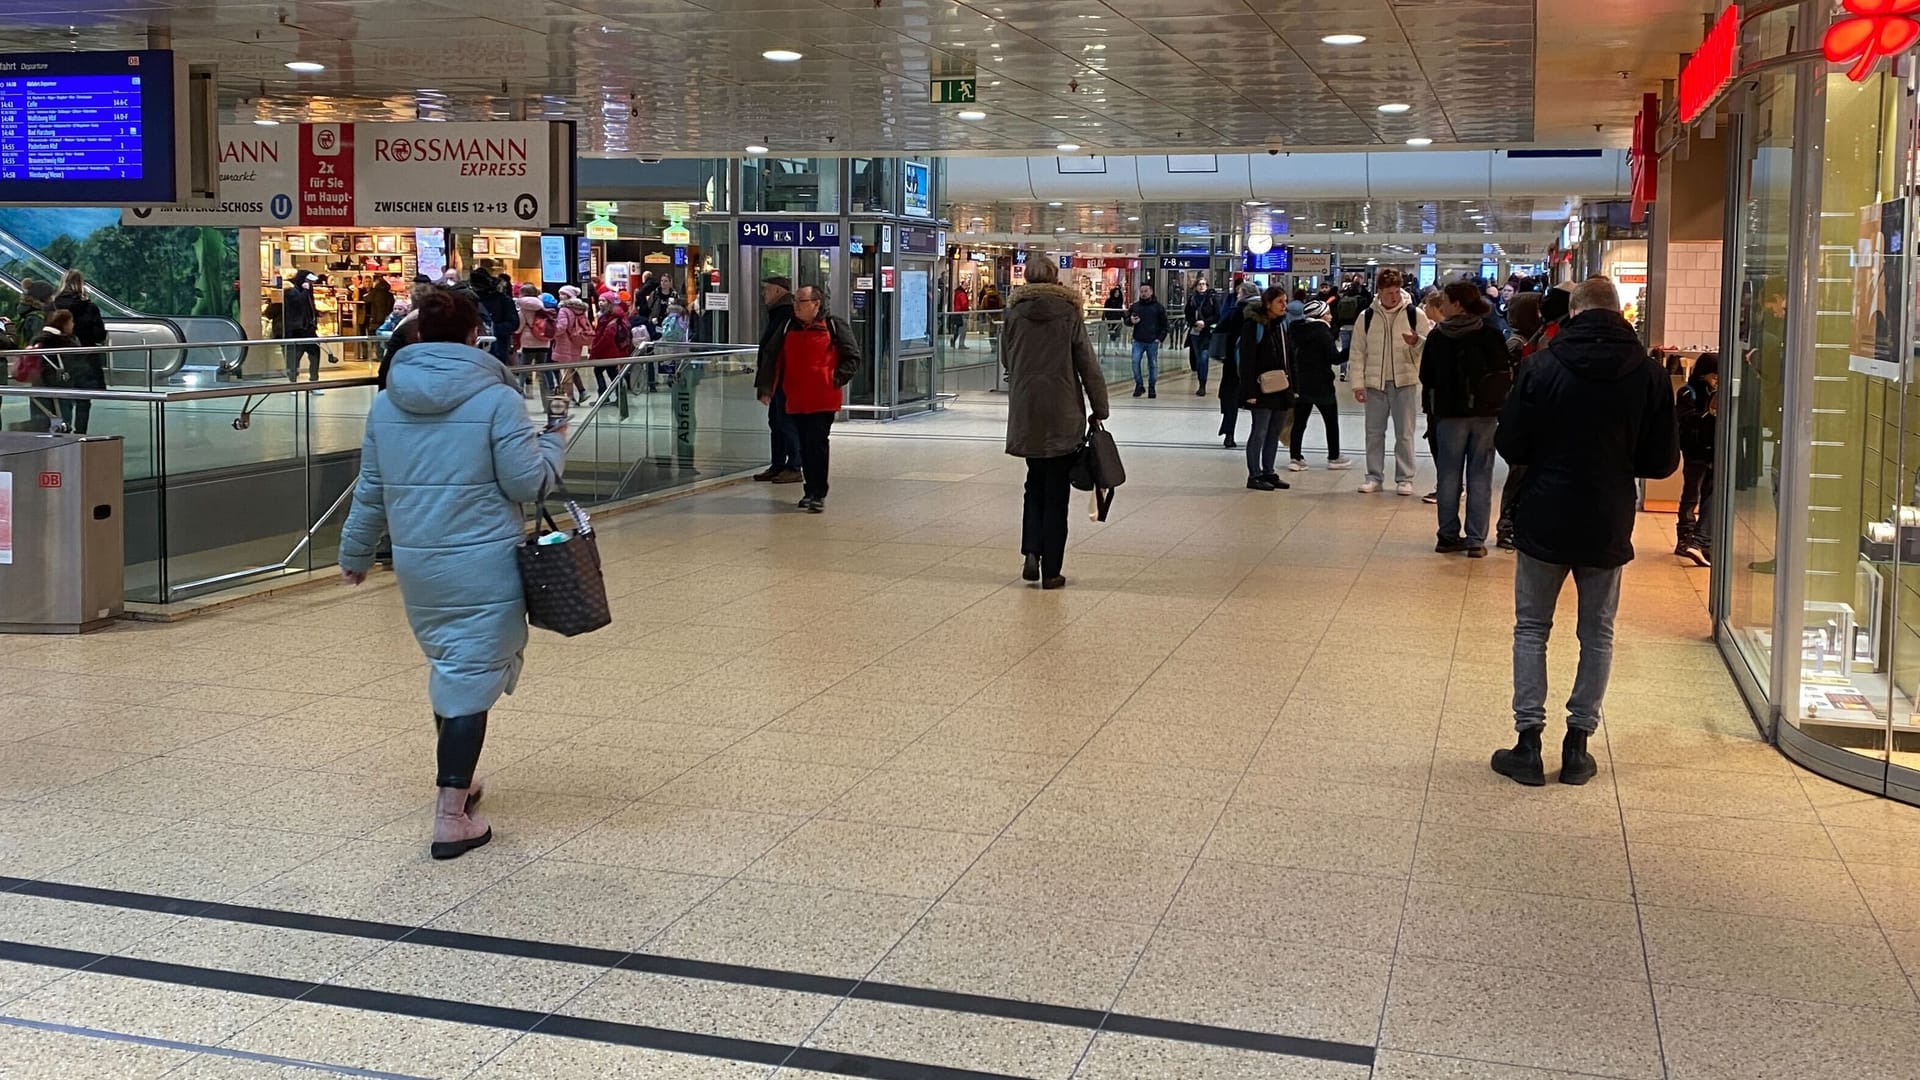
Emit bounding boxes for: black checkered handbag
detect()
[516,488,612,637]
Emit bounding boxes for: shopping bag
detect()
[516,488,612,637]
[1068,419,1124,521]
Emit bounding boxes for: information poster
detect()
[1850,199,1906,380]
[415,228,447,281]
[0,471,11,565]
[904,160,931,217]
[540,234,568,283]
[900,268,930,343]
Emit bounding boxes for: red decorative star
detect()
[1825,0,1920,82]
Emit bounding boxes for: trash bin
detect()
[0,432,124,633]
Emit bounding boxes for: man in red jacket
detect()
[760,285,862,512]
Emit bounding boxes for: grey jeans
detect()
[1362,381,1421,485]
[1513,552,1624,734]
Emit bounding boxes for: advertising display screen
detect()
[0,50,177,204]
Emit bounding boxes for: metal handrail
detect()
[0,334,398,357]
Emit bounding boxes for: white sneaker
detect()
[1326,458,1353,471]
[1287,460,1310,472]
[1358,479,1382,494]
[1396,482,1417,496]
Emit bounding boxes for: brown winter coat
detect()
[1001,283,1110,459]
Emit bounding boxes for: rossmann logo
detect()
[373,137,529,176]
[219,140,280,164]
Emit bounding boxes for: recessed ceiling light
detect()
[1055,226,1066,231]
[285,61,325,73]
[1048,201,1063,207]
[1314,222,1327,228]
[1406,137,1434,146]
[1377,102,1411,114]
[1056,142,1081,152]
[1243,200,1264,207]
[1127,216,1139,222]
[1321,33,1367,45]
[744,144,769,154]
[957,110,986,120]
[1090,209,1104,215]
[252,118,280,126]
[761,49,803,62]
[1164,222,1176,227]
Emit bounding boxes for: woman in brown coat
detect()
[1001,257,1109,589]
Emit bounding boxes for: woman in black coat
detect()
[50,269,108,433]
[1285,300,1350,471]
[1239,285,1295,491]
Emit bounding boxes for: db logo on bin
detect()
[38,472,61,488]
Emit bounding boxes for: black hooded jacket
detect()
[1285,317,1342,402]
[1495,310,1680,569]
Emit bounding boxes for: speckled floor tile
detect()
[649,878,928,979]
[231,838,523,924]
[219,1000,518,1080]
[1246,734,1435,791]
[807,999,1092,1079]
[1620,808,1839,861]
[821,769,1042,834]
[769,694,955,742]
[115,919,385,984]
[1639,904,1915,1009]
[7,972,285,1045]
[28,705,255,756]
[54,821,336,903]
[467,1032,771,1078]
[1654,983,1920,1080]
[0,802,174,878]
[1613,764,1816,822]
[1047,757,1240,802]
[549,801,808,876]
[1370,1050,1618,1080]
[645,755,871,815]
[919,705,1109,757]
[1077,720,1266,773]
[1162,858,1407,954]
[1411,823,1632,902]
[1113,927,1391,1045]
[562,967,833,1045]
[1073,1032,1370,1079]
[1007,784,1223,857]
[1629,842,1873,926]
[0,960,63,1007]
[0,1024,190,1079]
[869,900,1152,1010]
[946,836,1191,924]
[0,742,148,801]
[1202,804,1418,878]
[1234,771,1427,821]
[425,858,719,950]
[1397,881,1646,980]
[331,940,608,1012]
[40,756,301,819]
[741,817,992,898]
[1381,955,1661,1080]
[367,788,625,856]
[479,742,711,800]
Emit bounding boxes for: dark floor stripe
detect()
[0,939,1029,1080]
[0,875,1377,1068]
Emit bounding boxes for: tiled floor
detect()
[5,396,1920,1080]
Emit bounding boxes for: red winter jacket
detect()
[776,315,862,415]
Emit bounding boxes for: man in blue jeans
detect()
[1127,283,1168,398]
[1491,277,1678,786]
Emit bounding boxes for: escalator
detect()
[0,227,248,382]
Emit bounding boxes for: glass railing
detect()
[931,308,1150,395]
[0,338,762,606]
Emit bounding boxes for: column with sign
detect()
[299,123,355,226]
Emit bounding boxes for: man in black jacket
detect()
[1675,352,1718,566]
[1127,283,1169,398]
[752,276,803,483]
[1183,278,1222,396]
[1491,277,1679,788]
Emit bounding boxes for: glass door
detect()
[897,256,936,408]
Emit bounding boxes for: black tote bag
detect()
[517,489,612,637]
[1068,419,1125,521]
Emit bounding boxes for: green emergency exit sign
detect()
[931,79,977,104]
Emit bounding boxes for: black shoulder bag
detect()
[1069,418,1126,521]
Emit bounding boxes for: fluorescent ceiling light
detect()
[1048,200,1063,207]
[744,144,769,154]
[1055,226,1066,231]
[1321,33,1367,45]
[285,61,325,73]
[1377,102,1411,114]
[1405,137,1434,146]
[252,118,280,126]
[761,49,803,62]
[1127,216,1139,222]
[1056,143,1080,152]
[1090,209,1104,215]
[957,110,986,120]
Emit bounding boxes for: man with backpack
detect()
[1420,282,1513,557]
[1347,269,1430,495]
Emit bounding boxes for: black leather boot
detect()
[1561,729,1599,786]
[1491,727,1546,787]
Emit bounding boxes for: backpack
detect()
[1362,305,1417,337]
[593,317,629,357]
[1463,342,1514,414]
[1334,293,1362,324]
[528,307,556,343]
[1213,300,1246,361]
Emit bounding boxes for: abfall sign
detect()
[1679,5,1741,124]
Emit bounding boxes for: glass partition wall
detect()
[1713,12,1920,800]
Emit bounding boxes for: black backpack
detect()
[1362,305,1417,337]
[1213,300,1246,361]
[1463,343,1514,414]
[1334,293,1363,325]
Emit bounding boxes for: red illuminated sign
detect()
[1825,0,1920,82]
[1679,5,1741,123]
[37,472,60,488]
[1630,94,1659,224]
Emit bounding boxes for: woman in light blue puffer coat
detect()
[339,288,566,860]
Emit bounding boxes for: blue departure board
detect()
[0,50,177,205]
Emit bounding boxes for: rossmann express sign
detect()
[124,120,576,230]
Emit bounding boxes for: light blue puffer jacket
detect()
[340,340,565,717]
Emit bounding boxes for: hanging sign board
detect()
[0,50,188,207]
[1291,252,1333,274]
[124,120,576,228]
[1160,255,1209,270]
[1678,5,1741,123]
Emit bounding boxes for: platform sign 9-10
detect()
[0,49,179,205]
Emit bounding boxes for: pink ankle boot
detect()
[430,785,491,860]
